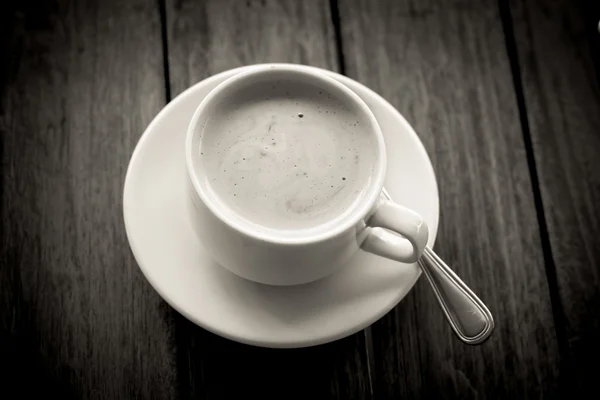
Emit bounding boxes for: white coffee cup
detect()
[185,65,428,286]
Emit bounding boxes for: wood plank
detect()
[165,1,372,399]
[0,1,175,398]
[509,0,600,394]
[166,0,339,96]
[338,0,560,397]
[174,315,373,400]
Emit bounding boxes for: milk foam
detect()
[198,79,377,231]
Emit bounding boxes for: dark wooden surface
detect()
[1,0,598,398]
[0,0,176,398]
[508,0,600,395]
[339,0,560,397]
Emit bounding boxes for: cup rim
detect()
[185,65,387,245]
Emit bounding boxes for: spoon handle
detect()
[419,246,494,344]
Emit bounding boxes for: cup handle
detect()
[361,198,429,263]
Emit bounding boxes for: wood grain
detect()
[509,0,600,394]
[173,315,373,400]
[0,1,175,398]
[338,0,561,397]
[166,0,339,96]
[165,1,372,399]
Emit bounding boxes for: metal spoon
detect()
[382,188,494,345]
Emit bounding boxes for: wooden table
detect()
[1,0,599,398]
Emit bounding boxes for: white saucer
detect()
[123,64,439,348]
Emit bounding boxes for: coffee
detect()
[197,79,377,231]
